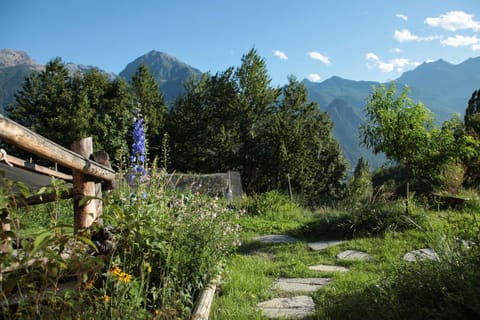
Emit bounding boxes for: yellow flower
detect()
[109,266,122,277]
[103,295,111,302]
[118,272,133,283]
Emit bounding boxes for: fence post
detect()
[71,137,102,234]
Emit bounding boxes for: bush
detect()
[235,190,302,219]
[0,170,241,319]
[347,201,425,236]
[102,169,241,318]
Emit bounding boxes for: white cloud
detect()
[425,11,480,32]
[473,44,480,51]
[308,73,321,82]
[394,29,419,42]
[365,52,379,61]
[441,35,479,47]
[391,48,402,53]
[393,29,440,42]
[308,51,331,65]
[273,50,288,60]
[365,53,420,73]
[396,14,408,21]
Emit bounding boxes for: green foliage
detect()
[235,190,300,218]
[168,69,240,173]
[132,64,167,158]
[360,83,436,177]
[0,169,241,318]
[7,58,133,166]
[347,201,425,236]
[344,157,373,209]
[360,83,469,196]
[103,169,241,317]
[263,76,347,205]
[169,52,347,205]
[464,89,480,137]
[463,89,480,187]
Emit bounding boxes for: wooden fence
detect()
[0,114,116,236]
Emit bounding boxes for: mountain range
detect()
[1,49,479,169]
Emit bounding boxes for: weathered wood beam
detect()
[4,153,73,181]
[0,114,115,181]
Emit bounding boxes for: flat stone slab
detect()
[307,240,346,251]
[257,295,315,319]
[308,264,350,273]
[253,235,298,244]
[403,248,439,262]
[274,277,332,292]
[337,250,372,261]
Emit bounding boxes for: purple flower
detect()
[131,117,146,166]
[130,114,147,182]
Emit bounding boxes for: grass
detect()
[210,200,480,320]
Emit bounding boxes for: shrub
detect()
[347,200,425,236]
[0,169,241,319]
[102,169,241,318]
[235,190,301,219]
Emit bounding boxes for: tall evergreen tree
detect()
[259,76,347,204]
[464,89,480,138]
[7,59,133,167]
[463,89,480,186]
[131,64,167,158]
[168,74,211,172]
[234,48,280,192]
[8,58,77,144]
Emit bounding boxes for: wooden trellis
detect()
[0,114,116,237]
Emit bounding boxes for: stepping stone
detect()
[403,248,439,262]
[274,277,332,292]
[308,264,349,273]
[253,235,298,244]
[257,295,315,319]
[337,250,372,261]
[307,240,346,251]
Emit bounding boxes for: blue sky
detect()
[1,0,479,86]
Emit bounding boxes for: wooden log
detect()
[0,114,115,181]
[71,138,102,233]
[4,153,73,181]
[192,275,221,320]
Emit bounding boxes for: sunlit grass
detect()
[212,203,480,319]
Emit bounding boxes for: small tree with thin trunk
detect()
[360,83,436,211]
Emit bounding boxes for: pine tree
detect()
[234,48,280,192]
[132,64,167,158]
[8,59,133,167]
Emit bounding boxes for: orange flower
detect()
[109,266,122,277]
[103,295,111,302]
[118,272,133,283]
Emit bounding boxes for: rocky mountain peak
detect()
[0,49,43,71]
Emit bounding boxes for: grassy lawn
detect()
[211,202,480,319]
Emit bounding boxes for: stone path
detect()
[253,234,298,244]
[256,296,315,319]
[402,248,439,262]
[255,235,344,319]
[274,277,332,292]
[337,249,372,261]
[250,234,442,318]
[308,264,349,273]
[307,240,346,251]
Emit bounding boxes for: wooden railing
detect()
[0,114,116,234]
